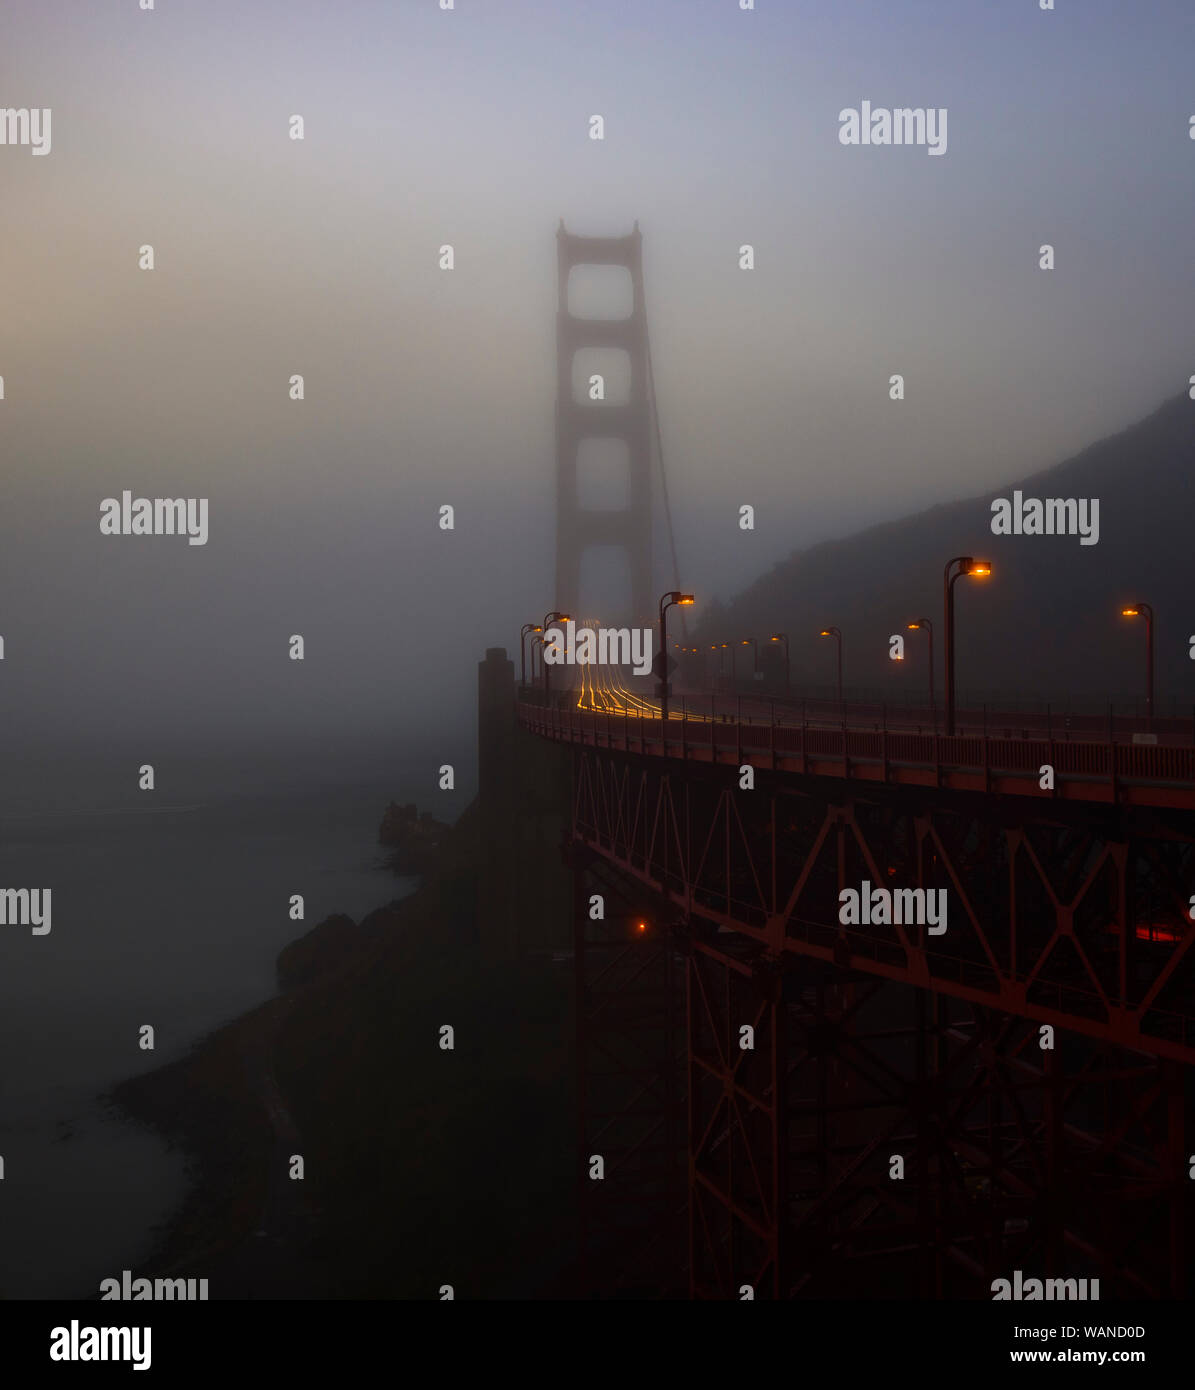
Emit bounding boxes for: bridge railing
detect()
[701,691,1194,746]
[689,684,1195,741]
[519,684,1195,745]
[516,700,1195,797]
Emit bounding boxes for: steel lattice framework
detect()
[530,704,1195,1298]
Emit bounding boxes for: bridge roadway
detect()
[519,679,1195,810]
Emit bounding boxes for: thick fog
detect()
[3,0,1193,803]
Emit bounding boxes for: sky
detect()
[1,0,1192,792]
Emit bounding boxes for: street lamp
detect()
[907,619,935,732]
[741,638,758,680]
[1121,603,1155,728]
[520,623,542,687]
[542,610,571,702]
[819,626,843,704]
[658,591,695,725]
[943,557,991,735]
[769,633,790,691]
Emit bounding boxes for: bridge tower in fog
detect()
[554,221,653,624]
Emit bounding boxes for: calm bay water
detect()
[0,778,417,1299]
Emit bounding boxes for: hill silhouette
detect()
[697,393,1193,713]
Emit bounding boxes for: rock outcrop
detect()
[378,801,449,875]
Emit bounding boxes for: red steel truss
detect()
[686,941,1189,1299]
[537,706,1195,1297]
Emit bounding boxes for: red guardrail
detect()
[517,702,1195,805]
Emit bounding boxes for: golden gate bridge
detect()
[489,223,1195,1300]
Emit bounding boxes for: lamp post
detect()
[530,633,545,685]
[520,623,542,688]
[943,557,991,735]
[907,618,935,732]
[723,642,736,683]
[1120,602,1155,728]
[741,638,758,680]
[658,591,695,726]
[818,626,843,704]
[542,610,570,704]
[769,633,790,692]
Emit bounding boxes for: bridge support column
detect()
[571,843,686,1296]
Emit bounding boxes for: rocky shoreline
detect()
[108,795,578,1298]
[107,800,464,1294]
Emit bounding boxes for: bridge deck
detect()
[518,701,1195,810]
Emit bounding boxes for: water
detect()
[0,780,415,1299]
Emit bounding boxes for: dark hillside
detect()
[699,394,1193,710]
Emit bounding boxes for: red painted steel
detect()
[520,702,1195,810]
[527,698,1195,1297]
